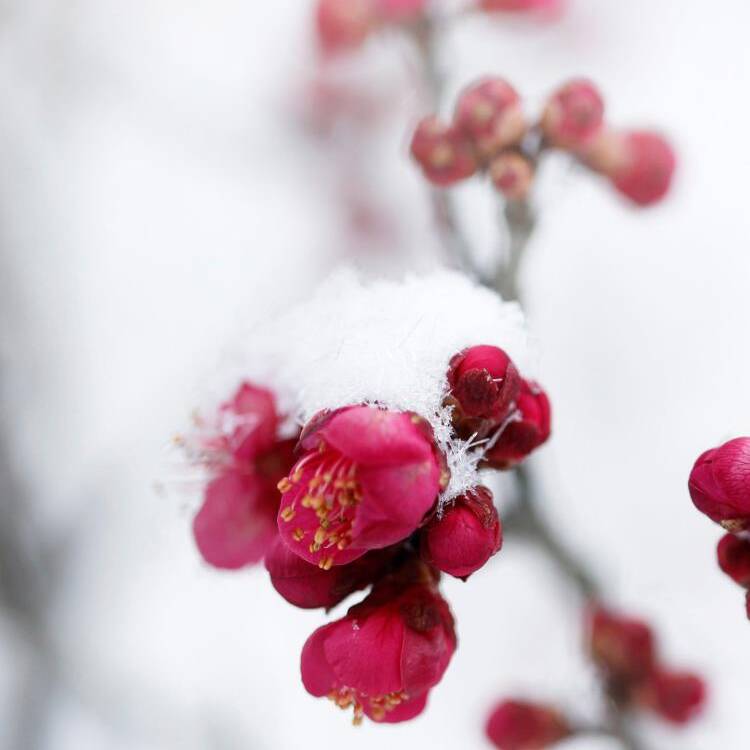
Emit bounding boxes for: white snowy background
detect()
[0,1,748,748]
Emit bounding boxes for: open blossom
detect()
[410,116,478,186]
[301,561,456,724]
[420,487,502,579]
[542,79,604,149]
[485,700,570,750]
[192,382,297,569]
[689,437,750,532]
[483,380,551,469]
[637,670,707,725]
[265,536,396,610]
[446,345,521,439]
[454,78,526,159]
[588,606,655,683]
[277,405,447,570]
[716,533,750,588]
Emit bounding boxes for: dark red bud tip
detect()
[717,533,750,589]
[482,379,551,469]
[485,700,571,750]
[639,670,707,725]
[446,345,521,438]
[689,437,750,530]
[410,116,478,186]
[587,605,656,683]
[420,487,502,579]
[490,152,535,201]
[542,78,604,149]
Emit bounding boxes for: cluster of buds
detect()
[588,605,706,725]
[689,437,750,618]
[189,343,549,724]
[410,77,676,207]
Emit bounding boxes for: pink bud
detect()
[454,78,526,159]
[301,564,456,724]
[638,670,707,725]
[420,487,502,579]
[410,116,478,186]
[277,406,447,570]
[479,0,564,14]
[689,437,750,532]
[542,79,604,149]
[489,152,535,200]
[587,606,656,683]
[716,533,750,588]
[604,130,676,206]
[485,700,570,750]
[446,345,521,438]
[316,0,377,54]
[265,536,395,609]
[483,379,551,469]
[376,0,427,22]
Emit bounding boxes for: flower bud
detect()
[689,437,750,532]
[592,130,676,206]
[479,0,563,14]
[638,670,707,725]
[485,700,571,750]
[716,533,750,588]
[376,0,427,22]
[265,536,395,609]
[410,116,478,186]
[587,606,655,683]
[454,78,526,159]
[489,152,535,201]
[483,379,551,469]
[420,487,502,579]
[316,0,377,54]
[541,79,604,149]
[446,345,521,438]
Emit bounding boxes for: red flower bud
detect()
[485,700,571,750]
[689,437,750,532]
[490,152,534,200]
[638,670,707,725]
[301,565,456,724]
[265,536,396,609]
[376,0,427,22]
[420,487,502,579]
[542,79,604,149]
[277,405,447,570]
[716,533,750,588]
[454,78,526,159]
[446,345,521,438]
[410,116,478,186]
[483,379,551,469]
[603,130,676,206]
[479,0,564,14]
[588,606,656,683]
[316,0,377,54]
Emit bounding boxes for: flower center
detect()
[327,687,409,725]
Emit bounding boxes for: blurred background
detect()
[1,1,749,748]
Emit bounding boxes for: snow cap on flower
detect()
[420,486,502,579]
[490,152,535,201]
[689,437,750,532]
[277,405,446,569]
[485,700,571,750]
[410,116,478,186]
[454,78,526,159]
[300,558,456,724]
[190,381,297,569]
[483,379,551,469]
[716,533,750,588]
[542,78,604,149]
